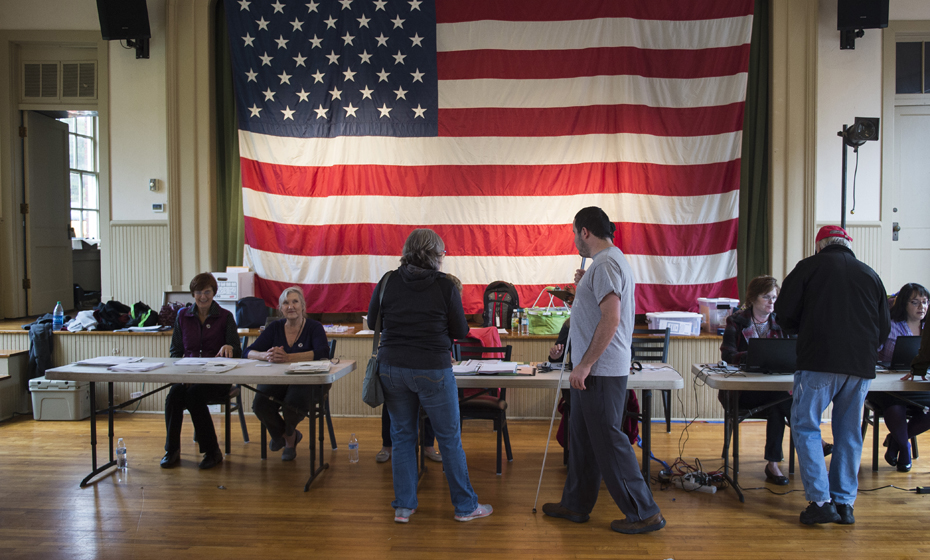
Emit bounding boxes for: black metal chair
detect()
[861,397,920,471]
[631,328,672,432]
[720,392,796,475]
[259,339,338,452]
[195,336,252,454]
[454,343,514,475]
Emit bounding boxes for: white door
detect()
[24,112,73,316]
[889,106,930,291]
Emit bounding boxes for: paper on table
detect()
[76,356,142,366]
[175,357,255,365]
[453,362,479,374]
[285,361,331,374]
[108,362,164,372]
[356,329,374,335]
[476,361,520,374]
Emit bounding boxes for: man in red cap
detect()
[775,225,889,526]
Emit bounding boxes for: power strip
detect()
[673,478,717,493]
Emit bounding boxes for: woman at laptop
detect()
[870,282,928,472]
[244,286,329,461]
[720,276,830,485]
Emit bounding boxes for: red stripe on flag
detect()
[437,46,751,81]
[436,0,754,23]
[637,278,740,314]
[254,277,738,315]
[438,104,745,138]
[244,220,738,258]
[240,159,741,198]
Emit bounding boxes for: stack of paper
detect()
[476,362,520,374]
[285,361,331,374]
[108,362,165,372]
[76,356,142,366]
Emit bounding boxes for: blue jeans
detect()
[791,370,871,505]
[379,363,478,516]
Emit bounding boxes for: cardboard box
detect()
[29,377,91,421]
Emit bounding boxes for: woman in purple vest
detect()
[161,273,241,470]
[245,286,329,461]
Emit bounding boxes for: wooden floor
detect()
[1,414,928,560]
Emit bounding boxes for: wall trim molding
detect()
[110,221,169,228]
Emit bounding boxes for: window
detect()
[59,115,99,239]
[896,41,930,94]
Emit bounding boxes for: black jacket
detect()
[368,265,469,370]
[775,244,890,379]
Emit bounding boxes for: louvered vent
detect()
[23,63,60,99]
[62,62,97,99]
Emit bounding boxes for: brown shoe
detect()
[542,503,589,523]
[610,512,666,534]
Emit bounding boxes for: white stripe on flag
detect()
[242,190,739,227]
[438,74,749,110]
[244,247,738,287]
[238,130,743,167]
[437,16,754,52]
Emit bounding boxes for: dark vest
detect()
[177,306,231,357]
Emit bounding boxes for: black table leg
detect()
[80,381,118,487]
[304,386,329,491]
[641,389,652,481]
[723,389,744,502]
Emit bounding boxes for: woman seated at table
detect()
[869,282,928,472]
[719,276,797,485]
[162,272,241,470]
[369,228,491,523]
[245,286,329,461]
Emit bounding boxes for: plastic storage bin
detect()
[697,298,741,333]
[29,377,91,421]
[645,312,703,337]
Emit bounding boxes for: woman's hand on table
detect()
[901,371,928,381]
[267,346,289,363]
[216,345,234,358]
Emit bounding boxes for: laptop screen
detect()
[742,338,797,374]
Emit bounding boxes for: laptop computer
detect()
[740,338,797,374]
[879,335,921,371]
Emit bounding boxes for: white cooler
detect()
[697,297,741,333]
[29,377,91,421]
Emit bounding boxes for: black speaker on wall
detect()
[837,0,889,31]
[97,0,151,59]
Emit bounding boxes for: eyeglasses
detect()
[760,295,777,302]
[910,299,929,307]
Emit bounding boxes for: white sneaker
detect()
[455,504,493,522]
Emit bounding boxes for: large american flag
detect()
[225,0,752,314]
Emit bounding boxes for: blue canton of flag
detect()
[225,0,438,138]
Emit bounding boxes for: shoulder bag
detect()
[362,271,392,408]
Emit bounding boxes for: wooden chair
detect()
[454,343,514,475]
[861,397,920,471]
[631,328,672,432]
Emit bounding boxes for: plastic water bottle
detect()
[521,310,530,336]
[52,301,64,331]
[116,437,128,470]
[348,433,359,463]
[511,309,521,335]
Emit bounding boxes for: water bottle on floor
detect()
[348,433,359,463]
[116,437,128,470]
[52,301,64,331]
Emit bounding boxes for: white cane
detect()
[532,257,584,513]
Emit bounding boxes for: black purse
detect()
[361,271,392,408]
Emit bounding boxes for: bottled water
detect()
[52,301,64,331]
[521,310,530,336]
[116,437,128,470]
[348,433,359,463]
[511,309,520,335]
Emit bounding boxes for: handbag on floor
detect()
[362,271,392,408]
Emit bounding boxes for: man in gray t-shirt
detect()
[543,206,665,535]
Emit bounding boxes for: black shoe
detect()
[883,434,898,467]
[160,450,180,468]
[897,461,912,473]
[835,503,855,525]
[542,503,590,523]
[198,449,224,470]
[764,464,789,486]
[800,502,840,525]
[611,512,666,534]
[822,442,833,457]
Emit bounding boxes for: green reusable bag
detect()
[526,288,570,335]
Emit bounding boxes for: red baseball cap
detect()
[815,225,853,243]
